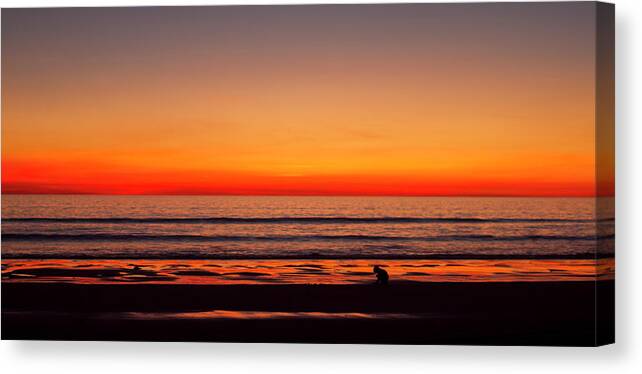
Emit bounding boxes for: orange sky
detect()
[1,4,614,196]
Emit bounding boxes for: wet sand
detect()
[1,258,615,284]
[2,280,614,345]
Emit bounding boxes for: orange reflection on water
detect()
[2,258,614,284]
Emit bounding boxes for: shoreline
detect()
[2,258,614,284]
[1,254,615,260]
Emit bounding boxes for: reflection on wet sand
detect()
[122,310,421,320]
[2,258,614,284]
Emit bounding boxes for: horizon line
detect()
[1,192,609,198]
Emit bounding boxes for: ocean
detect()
[1,195,614,260]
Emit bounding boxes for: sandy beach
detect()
[2,280,614,345]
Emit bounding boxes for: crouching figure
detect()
[373,265,389,285]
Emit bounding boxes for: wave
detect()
[1,233,615,242]
[2,216,612,224]
[0,252,613,260]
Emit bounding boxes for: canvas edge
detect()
[594,0,615,347]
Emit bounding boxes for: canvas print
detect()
[1,2,614,345]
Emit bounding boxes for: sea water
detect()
[1,195,614,260]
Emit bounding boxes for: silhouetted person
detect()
[373,265,389,285]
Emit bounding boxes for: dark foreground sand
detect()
[2,281,614,346]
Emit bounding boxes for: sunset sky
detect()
[1,3,613,196]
